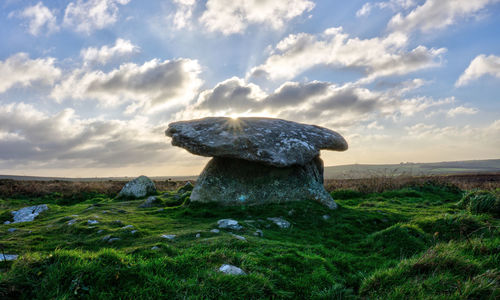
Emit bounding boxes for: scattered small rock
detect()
[196,233,201,238]
[151,246,160,250]
[161,234,176,240]
[130,230,137,234]
[121,225,134,229]
[102,235,111,241]
[232,234,246,241]
[322,215,330,220]
[218,219,242,230]
[157,208,165,212]
[4,204,48,224]
[139,196,161,208]
[7,228,17,233]
[0,254,18,261]
[267,217,290,229]
[67,219,77,225]
[288,209,295,216]
[108,238,121,243]
[210,229,220,233]
[218,264,246,275]
[253,229,263,237]
[97,230,103,234]
[87,220,99,225]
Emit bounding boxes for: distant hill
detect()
[323,159,500,179]
[1,159,499,181]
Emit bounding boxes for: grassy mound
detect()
[0,182,498,299]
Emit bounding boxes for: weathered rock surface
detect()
[118,176,156,199]
[267,217,291,229]
[218,264,246,275]
[166,117,347,167]
[138,196,161,208]
[217,219,243,230]
[191,157,337,209]
[3,204,48,224]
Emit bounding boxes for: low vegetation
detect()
[0,177,499,299]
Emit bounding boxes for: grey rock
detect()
[195,233,201,238]
[178,181,194,193]
[217,219,242,230]
[7,228,17,233]
[117,175,156,199]
[151,246,160,250]
[254,229,263,237]
[267,217,291,229]
[191,157,337,209]
[121,225,134,229]
[166,117,347,167]
[232,234,246,241]
[322,215,330,220]
[139,196,161,208]
[161,234,176,240]
[218,264,246,275]
[0,254,18,261]
[210,229,220,233]
[87,220,99,225]
[108,238,121,243]
[67,219,77,226]
[130,230,137,234]
[4,204,48,224]
[102,235,111,241]
[97,230,104,234]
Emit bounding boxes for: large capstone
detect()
[190,157,337,209]
[166,117,347,167]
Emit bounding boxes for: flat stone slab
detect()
[4,204,48,224]
[166,117,347,167]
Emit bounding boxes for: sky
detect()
[0,0,499,177]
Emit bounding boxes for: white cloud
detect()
[199,0,314,35]
[0,53,61,94]
[81,38,140,65]
[0,102,173,169]
[178,77,453,128]
[51,58,202,113]
[357,0,416,17]
[171,0,196,29]
[447,106,479,117]
[12,2,59,36]
[63,0,130,34]
[456,54,500,86]
[247,27,446,82]
[388,0,499,34]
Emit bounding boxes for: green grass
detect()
[0,183,499,299]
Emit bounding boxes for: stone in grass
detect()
[232,234,246,241]
[7,228,17,233]
[102,235,120,243]
[117,175,157,199]
[210,229,220,233]
[253,229,263,237]
[178,181,194,194]
[218,264,246,275]
[196,233,201,238]
[0,254,18,261]
[218,219,242,230]
[108,238,121,243]
[161,234,176,240]
[322,215,330,220]
[4,204,48,224]
[87,220,99,225]
[151,246,160,250]
[67,219,77,226]
[121,225,134,229]
[267,217,291,229]
[138,196,162,208]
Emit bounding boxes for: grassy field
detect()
[0,177,499,299]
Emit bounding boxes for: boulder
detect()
[217,219,242,230]
[138,196,162,208]
[166,117,347,167]
[191,157,337,209]
[4,204,48,224]
[118,176,156,199]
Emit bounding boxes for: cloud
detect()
[447,106,479,117]
[51,58,202,113]
[455,54,500,86]
[63,0,130,34]
[11,1,59,36]
[0,102,174,169]
[171,0,196,29]
[356,0,416,17]
[199,0,314,35]
[0,53,61,94]
[178,77,453,128]
[247,27,446,82]
[388,0,499,34]
[81,38,140,65]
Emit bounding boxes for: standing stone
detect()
[117,176,156,199]
[165,117,347,209]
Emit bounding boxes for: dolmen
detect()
[165,117,347,209]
